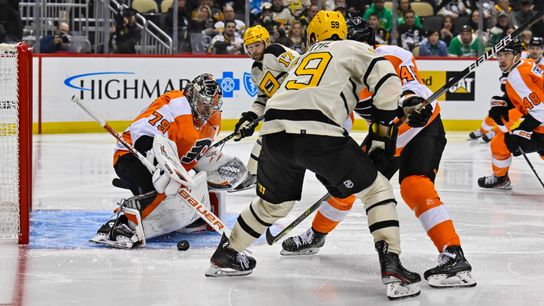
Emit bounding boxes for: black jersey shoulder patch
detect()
[264,44,287,57]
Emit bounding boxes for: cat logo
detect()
[420,71,476,101]
[257,183,266,195]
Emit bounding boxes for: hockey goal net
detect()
[0,43,32,244]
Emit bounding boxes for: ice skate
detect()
[477,174,512,190]
[424,246,477,288]
[375,241,421,300]
[206,234,256,277]
[229,174,256,193]
[480,130,495,143]
[89,215,142,249]
[280,227,326,256]
[467,129,482,140]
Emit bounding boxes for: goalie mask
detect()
[185,73,223,126]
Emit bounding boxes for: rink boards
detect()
[30,55,502,133]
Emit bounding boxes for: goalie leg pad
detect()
[229,198,294,252]
[142,172,211,239]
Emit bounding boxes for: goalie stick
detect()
[265,193,330,245]
[71,95,230,236]
[212,116,264,148]
[399,11,544,124]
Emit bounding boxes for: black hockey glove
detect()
[504,114,540,156]
[361,122,398,172]
[488,96,510,125]
[234,111,259,141]
[505,129,532,156]
[398,94,432,128]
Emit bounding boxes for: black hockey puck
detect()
[177,240,190,251]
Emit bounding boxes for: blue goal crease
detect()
[29,210,277,250]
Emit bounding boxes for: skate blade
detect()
[280,248,320,256]
[386,282,421,300]
[205,264,253,277]
[427,271,477,288]
[227,184,255,193]
[89,235,135,249]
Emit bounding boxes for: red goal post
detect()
[0,42,32,244]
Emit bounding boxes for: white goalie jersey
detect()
[250,43,299,117]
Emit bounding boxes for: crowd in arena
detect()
[0,0,543,55]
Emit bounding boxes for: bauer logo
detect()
[217,71,240,98]
[420,71,475,102]
[64,72,191,101]
[243,72,257,97]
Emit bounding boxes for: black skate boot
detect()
[229,174,257,192]
[477,174,512,190]
[424,246,477,288]
[480,130,495,143]
[280,227,326,256]
[467,129,482,140]
[206,234,256,277]
[89,215,142,249]
[375,241,421,300]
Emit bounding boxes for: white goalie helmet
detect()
[185,73,223,126]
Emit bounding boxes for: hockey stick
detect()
[212,116,264,148]
[71,95,230,236]
[265,193,330,245]
[500,119,544,190]
[519,147,544,190]
[398,11,544,124]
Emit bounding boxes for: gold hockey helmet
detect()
[243,25,270,47]
[307,10,347,46]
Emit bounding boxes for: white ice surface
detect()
[1,132,544,306]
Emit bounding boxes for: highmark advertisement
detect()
[34,56,502,132]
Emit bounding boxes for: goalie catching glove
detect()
[398,94,433,128]
[234,111,259,141]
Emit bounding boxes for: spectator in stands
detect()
[488,13,512,47]
[214,4,245,34]
[189,5,215,34]
[448,25,480,57]
[419,30,449,56]
[514,0,537,27]
[346,0,369,16]
[521,30,533,50]
[468,10,489,33]
[272,0,292,26]
[286,21,306,53]
[398,9,425,52]
[397,0,422,28]
[438,0,468,18]
[490,0,517,27]
[300,4,319,28]
[40,21,71,53]
[208,20,244,54]
[440,15,455,45]
[110,8,141,54]
[363,0,393,32]
[165,0,191,52]
[258,3,281,35]
[0,0,23,43]
[368,12,389,44]
[289,0,306,24]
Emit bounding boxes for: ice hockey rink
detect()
[1,131,544,306]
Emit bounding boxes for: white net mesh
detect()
[0,44,20,241]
